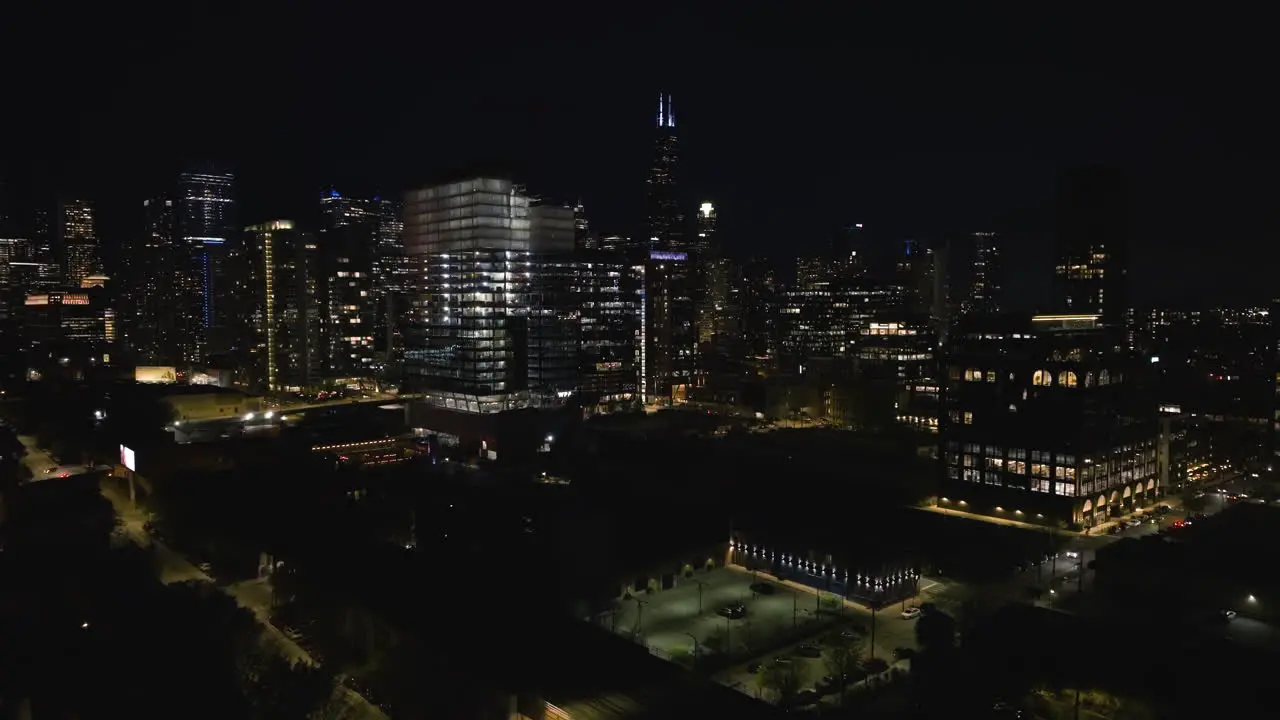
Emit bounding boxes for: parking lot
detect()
[608,566,943,707]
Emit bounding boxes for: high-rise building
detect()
[58,199,97,286]
[129,197,181,364]
[403,178,578,414]
[573,200,595,252]
[641,94,695,404]
[647,92,683,252]
[693,201,716,255]
[962,232,1002,315]
[374,196,410,373]
[1054,166,1129,326]
[576,252,641,413]
[177,167,236,362]
[318,188,378,383]
[244,220,321,391]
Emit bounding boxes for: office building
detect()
[961,232,1002,315]
[778,257,900,367]
[403,178,579,415]
[857,314,939,432]
[177,167,237,362]
[58,199,97,286]
[374,196,411,372]
[647,93,683,252]
[20,288,115,378]
[573,201,595,252]
[576,252,641,413]
[939,313,1158,527]
[125,197,182,365]
[244,220,321,391]
[1054,166,1129,326]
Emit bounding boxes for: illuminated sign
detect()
[699,202,714,217]
[119,445,136,472]
[649,251,687,261]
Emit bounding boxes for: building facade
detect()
[940,313,1159,527]
[177,168,237,362]
[244,220,321,392]
[402,178,578,414]
[58,199,97,287]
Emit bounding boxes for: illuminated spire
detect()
[657,92,675,128]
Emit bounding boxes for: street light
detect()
[688,578,709,615]
[682,632,700,669]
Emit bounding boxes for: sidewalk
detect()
[917,505,1081,535]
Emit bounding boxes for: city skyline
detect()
[3,7,1272,308]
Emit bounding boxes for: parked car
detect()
[1221,609,1238,621]
[901,607,922,619]
[717,603,747,619]
[749,582,777,596]
[796,643,821,658]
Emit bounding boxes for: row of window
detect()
[953,367,1120,387]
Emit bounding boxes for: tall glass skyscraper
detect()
[402,178,577,414]
[177,167,236,362]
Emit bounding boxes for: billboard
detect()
[119,445,136,472]
[136,366,178,384]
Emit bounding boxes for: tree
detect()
[824,635,864,703]
[245,651,337,720]
[760,662,803,706]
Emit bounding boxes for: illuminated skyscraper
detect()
[402,178,577,414]
[318,188,378,382]
[177,167,236,362]
[647,92,683,252]
[245,220,320,391]
[58,199,97,286]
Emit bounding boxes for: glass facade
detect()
[403,179,578,413]
[177,169,236,362]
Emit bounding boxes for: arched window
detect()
[1084,372,1095,387]
[965,368,982,381]
[1032,370,1052,387]
[1059,371,1078,388]
[1099,370,1110,386]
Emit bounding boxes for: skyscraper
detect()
[177,167,236,362]
[647,92,683,252]
[131,197,180,364]
[693,201,716,255]
[58,199,97,286]
[374,196,409,372]
[403,178,577,414]
[318,188,378,382]
[962,232,1002,315]
[244,221,321,391]
[573,200,595,251]
[1054,166,1128,326]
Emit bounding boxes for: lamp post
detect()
[689,578,708,616]
[632,597,648,638]
[683,632,700,670]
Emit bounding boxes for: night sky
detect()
[4,5,1273,307]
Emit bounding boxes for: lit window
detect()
[1032,369,1052,386]
[1084,372,1094,387]
[985,370,996,383]
[1099,370,1110,385]
[963,411,973,424]
[1059,371,1078,387]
